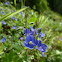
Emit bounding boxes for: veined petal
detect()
[25,35,34,43]
[29,44,35,49]
[37,40,42,47]
[24,42,29,48]
[41,44,48,52]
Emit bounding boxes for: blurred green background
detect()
[0,0,62,62]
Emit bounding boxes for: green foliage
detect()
[14,0,16,6]
[0,7,28,21]
[47,0,62,14]
[26,0,49,12]
[0,1,62,62]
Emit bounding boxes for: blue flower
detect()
[14,10,16,12]
[1,12,5,15]
[15,18,18,21]
[39,31,45,40]
[12,26,17,29]
[5,1,10,5]
[20,12,24,17]
[20,12,23,15]
[40,32,45,37]
[2,21,6,25]
[12,17,15,20]
[20,37,24,40]
[2,37,6,43]
[24,35,38,49]
[60,38,62,41]
[5,0,7,1]
[37,42,48,52]
[12,17,18,21]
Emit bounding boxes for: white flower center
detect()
[29,41,32,44]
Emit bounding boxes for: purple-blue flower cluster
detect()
[12,17,18,21]
[24,25,48,57]
[5,1,10,5]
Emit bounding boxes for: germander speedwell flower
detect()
[2,37,6,43]
[12,26,17,29]
[24,25,48,57]
[37,40,48,52]
[1,12,5,15]
[2,21,6,25]
[24,35,38,49]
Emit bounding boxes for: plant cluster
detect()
[24,25,48,57]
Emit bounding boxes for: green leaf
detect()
[0,43,3,55]
[28,15,37,24]
[0,22,2,40]
[0,7,28,21]
[0,22,2,29]
[14,0,16,6]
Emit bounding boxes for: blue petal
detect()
[37,40,42,47]
[39,35,41,40]
[25,29,31,36]
[36,31,38,35]
[40,31,42,34]
[12,26,17,29]
[1,12,5,15]
[20,37,24,40]
[30,35,35,43]
[30,31,34,35]
[12,17,15,20]
[24,42,29,48]
[29,44,35,49]
[15,18,18,21]
[25,35,32,43]
[41,32,45,37]
[29,25,34,31]
[5,1,10,5]
[20,12,23,15]
[41,44,48,52]
[42,52,45,57]
[2,21,6,25]
[34,39,38,45]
